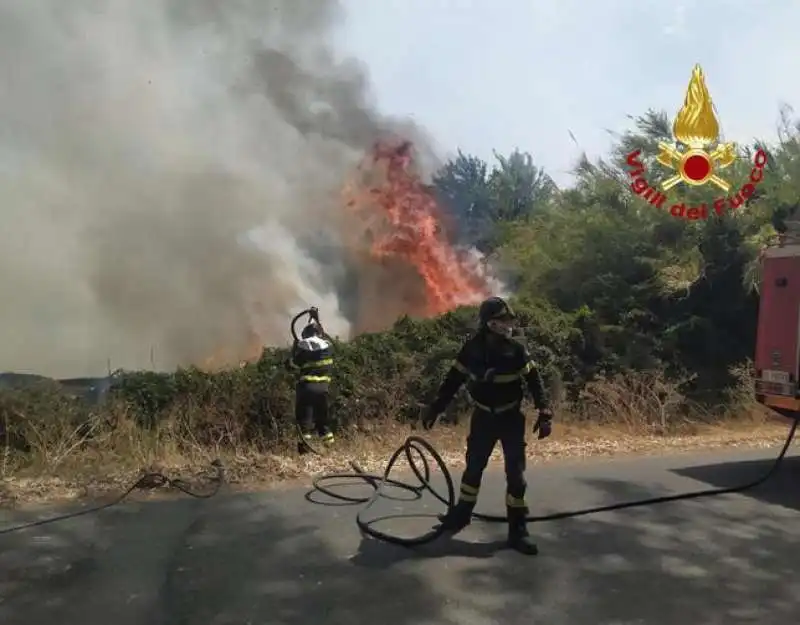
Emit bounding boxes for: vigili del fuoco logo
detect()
[625,64,768,221]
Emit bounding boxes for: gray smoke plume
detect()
[0,0,436,377]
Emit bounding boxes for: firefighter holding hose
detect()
[422,296,553,555]
[289,307,335,452]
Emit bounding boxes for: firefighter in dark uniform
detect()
[422,296,553,555]
[289,320,335,450]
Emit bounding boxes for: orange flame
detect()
[198,138,493,371]
[345,139,492,316]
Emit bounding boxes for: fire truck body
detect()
[755,243,800,421]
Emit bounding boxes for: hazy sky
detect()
[338,0,800,185]
[3,0,796,377]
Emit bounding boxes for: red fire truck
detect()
[755,239,800,421]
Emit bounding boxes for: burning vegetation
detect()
[201,138,495,370]
[344,139,493,325]
[1,1,500,376]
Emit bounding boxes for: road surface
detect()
[1,444,799,625]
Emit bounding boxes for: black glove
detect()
[534,408,553,440]
[421,405,441,430]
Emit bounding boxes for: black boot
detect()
[436,500,475,535]
[319,429,335,446]
[297,432,314,455]
[507,507,538,555]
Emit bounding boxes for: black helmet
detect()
[478,296,515,326]
[301,323,320,339]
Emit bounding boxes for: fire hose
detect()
[0,461,225,536]
[290,306,321,343]
[308,419,798,548]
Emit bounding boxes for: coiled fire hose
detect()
[309,420,798,548]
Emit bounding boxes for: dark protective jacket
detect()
[289,335,334,385]
[430,330,549,414]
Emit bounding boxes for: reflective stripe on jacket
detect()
[430,330,548,414]
[289,336,334,383]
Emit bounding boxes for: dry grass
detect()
[244,406,790,490]
[0,369,795,507]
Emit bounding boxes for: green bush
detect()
[97,302,590,437]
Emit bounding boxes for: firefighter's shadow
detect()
[350,534,505,569]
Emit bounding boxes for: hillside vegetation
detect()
[3,107,799,495]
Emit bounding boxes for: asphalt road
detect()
[2,441,800,625]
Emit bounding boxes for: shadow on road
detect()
[673,454,800,512]
[344,471,800,623]
[4,451,800,625]
[504,475,800,623]
[0,495,210,625]
[300,450,800,623]
[159,492,451,625]
[350,533,505,569]
[1,491,454,625]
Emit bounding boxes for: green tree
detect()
[489,149,556,222]
[496,106,797,397]
[433,149,556,252]
[432,150,495,250]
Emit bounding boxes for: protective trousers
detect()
[457,407,527,511]
[295,381,332,439]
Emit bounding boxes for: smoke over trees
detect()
[0,0,449,376]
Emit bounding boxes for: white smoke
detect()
[0,0,433,376]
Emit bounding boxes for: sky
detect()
[337,0,800,185]
[3,0,797,378]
